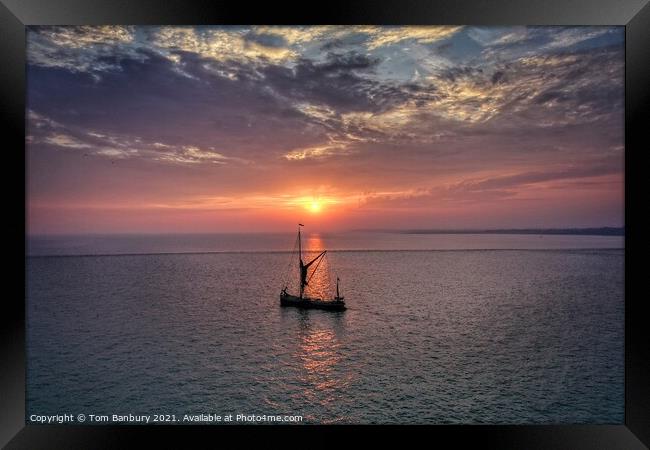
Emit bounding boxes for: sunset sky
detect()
[26,26,624,234]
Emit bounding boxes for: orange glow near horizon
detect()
[26,174,625,234]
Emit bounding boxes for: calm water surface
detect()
[26,233,624,424]
[27,231,624,255]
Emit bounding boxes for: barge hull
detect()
[280,294,346,311]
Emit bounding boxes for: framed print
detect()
[2,0,648,448]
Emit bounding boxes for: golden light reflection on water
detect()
[299,328,341,390]
[294,313,354,422]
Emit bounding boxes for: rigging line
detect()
[304,250,327,268]
[286,235,298,281]
[306,251,326,286]
[280,233,299,289]
[325,253,335,296]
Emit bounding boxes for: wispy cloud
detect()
[28,112,248,165]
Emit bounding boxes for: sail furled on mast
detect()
[300,259,307,291]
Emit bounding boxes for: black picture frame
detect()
[2,1,648,448]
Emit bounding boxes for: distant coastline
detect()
[357,227,625,236]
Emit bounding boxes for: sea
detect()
[26,232,625,424]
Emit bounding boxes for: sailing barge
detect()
[280,224,346,311]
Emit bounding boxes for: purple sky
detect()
[26,26,624,234]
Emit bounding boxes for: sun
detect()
[309,200,322,213]
[295,195,335,214]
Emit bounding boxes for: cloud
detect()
[258,51,395,115]
[151,27,298,65]
[44,25,134,47]
[359,155,622,210]
[43,133,92,149]
[26,25,463,75]
[27,26,139,74]
[359,26,463,49]
[454,157,622,192]
[543,27,615,49]
[26,27,623,169]
[284,140,354,160]
[155,146,232,165]
[249,26,343,47]
[28,110,249,165]
[26,26,623,141]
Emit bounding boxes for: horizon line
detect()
[26,226,625,237]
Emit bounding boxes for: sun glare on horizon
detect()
[309,199,322,213]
